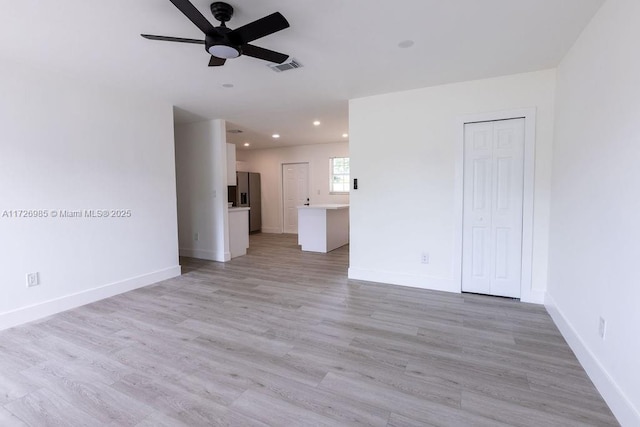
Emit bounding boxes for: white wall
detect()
[349,70,556,301]
[0,63,180,330]
[546,0,640,424]
[238,142,349,233]
[175,120,230,262]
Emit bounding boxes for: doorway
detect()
[462,118,525,298]
[282,163,309,234]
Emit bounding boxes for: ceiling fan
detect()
[142,0,290,67]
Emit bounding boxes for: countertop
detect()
[228,207,250,212]
[297,204,349,210]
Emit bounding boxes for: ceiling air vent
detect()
[268,58,302,72]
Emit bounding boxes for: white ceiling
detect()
[0,0,604,150]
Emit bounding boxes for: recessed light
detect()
[342,133,349,138]
[272,134,280,139]
[313,120,321,126]
[222,83,234,88]
[243,143,250,147]
[398,40,414,49]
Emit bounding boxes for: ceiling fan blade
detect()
[141,34,204,44]
[169,0,217,35]
[242,44,289,64]
[228,12,289,45]
[209,56,227,67]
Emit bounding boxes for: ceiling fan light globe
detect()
[208,44,240,59]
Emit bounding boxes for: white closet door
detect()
[282,163,309,234]
[462,118,525,298]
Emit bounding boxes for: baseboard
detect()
[179,248,230,262]
[546,293,639,426]
[521,288,546,304]
[260,227,282,234]
[348,267,457,293]
[0,265,182,332]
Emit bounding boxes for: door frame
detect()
[453,108,538,303]
[281,162,310,234]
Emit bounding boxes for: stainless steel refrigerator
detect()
[234,172,261,233]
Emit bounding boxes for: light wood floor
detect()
[0,233,617,426]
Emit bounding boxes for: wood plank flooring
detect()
[0,233,618,426]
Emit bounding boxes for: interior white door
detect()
[282,163,309,234]
[462,118,525,298]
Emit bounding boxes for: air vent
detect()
[227,129,243,134]
[268,58,302,72]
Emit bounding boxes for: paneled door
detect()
[282,163,309,234]
[462,118,525,298]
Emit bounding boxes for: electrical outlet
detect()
[26,272,40,288]
[194,232,199,241]
[421,252,429,264]
[599,317,606,339]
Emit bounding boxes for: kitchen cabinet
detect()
[228,207,250,258]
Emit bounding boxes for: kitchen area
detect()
[227,170,350,256]
[233,141,351,255]
[175,119,349,262]
[174,122,349,263]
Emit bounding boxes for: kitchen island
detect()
[297,204,349,253]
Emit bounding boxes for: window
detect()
[330,157,350,194]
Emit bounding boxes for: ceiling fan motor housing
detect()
[205,26,241,57]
